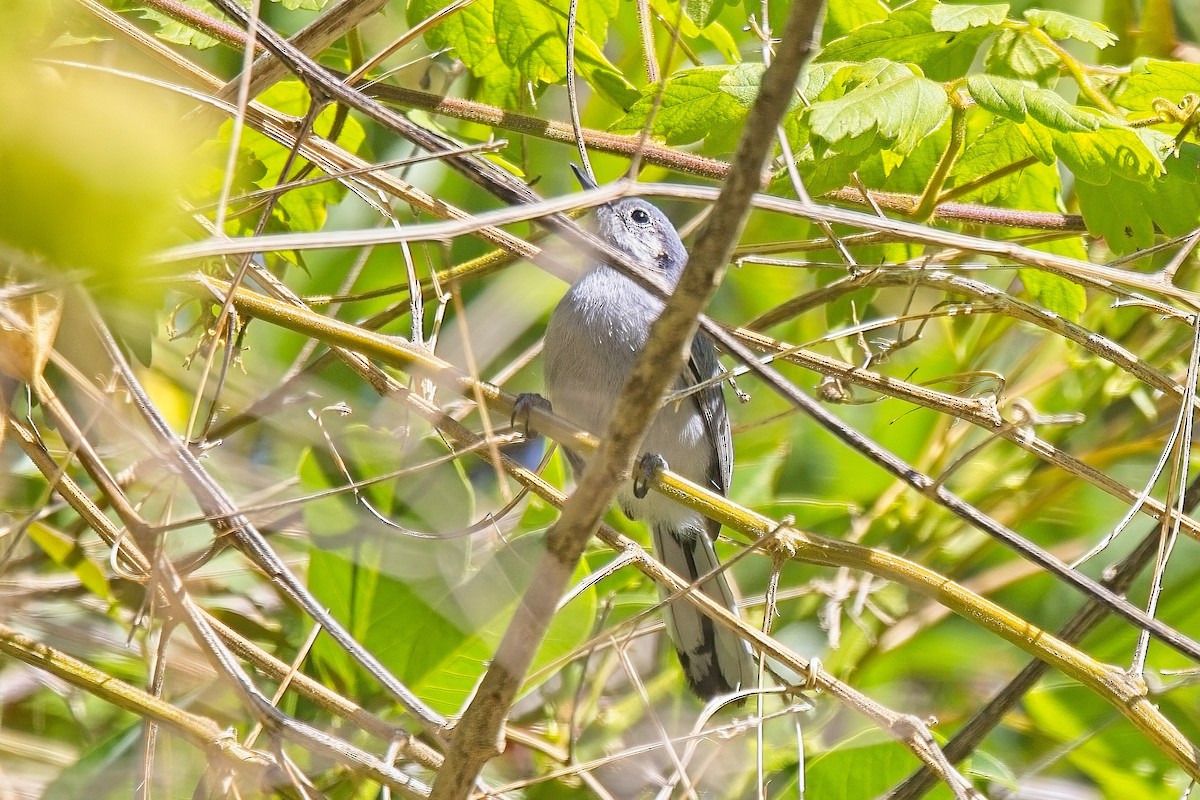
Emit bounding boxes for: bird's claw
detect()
[512,393,552,439]
[632,452,667,499]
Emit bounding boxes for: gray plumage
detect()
[542,195,754,699]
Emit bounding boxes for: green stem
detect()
[937,154,1039,205]
[914,100,967,221]
[1028,26,1120,114]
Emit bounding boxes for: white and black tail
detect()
[652,522,755,699]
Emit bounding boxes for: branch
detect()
[0,622,278,787]
[887,480,1200,799]
[178,274,1200,783]
[427,3,828,798]
[5,410,433,798]
[111,0,1087,233]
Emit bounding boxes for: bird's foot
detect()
[512,393,552,439]
[632,452,668,499]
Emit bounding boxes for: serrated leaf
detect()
[1075,141,1200,255]
[494,0,563,84]
[843,57,921,88]
[1015,117,1056,162]
[808,73,950,155]
[229,81,365,234]
[854,120,949,190]
[1020,269,1086,320]
[794,145,872,195]
[816,0,996,81]
[141,0,331,47]
[685,0,724,28]
[1076,178,1154,254]
[1048,123,1164,185]
[412,0,499,73]
[984,28,1061,84]
[796,61,854,102]
[1023,8,1116,48]
[139,0,222,50]
[930,2,1008,32]
[823,0,889,41]
[717,62,767,104]
[1113,59,1200,112]
[410,0,630,109]
[967,74,1098,132]
[948,120,1038,202]
[610,66,758,151]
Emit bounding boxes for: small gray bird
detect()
[540,172,754,699]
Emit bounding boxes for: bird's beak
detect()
[570,163,599,190]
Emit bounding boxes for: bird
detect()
[536,168,755,699]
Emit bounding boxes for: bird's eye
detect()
[630,208,651,225]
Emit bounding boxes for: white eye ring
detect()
[630,208,651,225]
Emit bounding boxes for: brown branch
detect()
[216,0,389,102]
[124,0,1085,232]
[886,476,1200,800]
[178,273,1200,783]
[431,1,961,796]
[4,411,433,797]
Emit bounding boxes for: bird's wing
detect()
[685,331,732,498]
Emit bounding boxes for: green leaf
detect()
[410,0,633,109]
[698,21,740,62]
[1023,8,1117,48]
[493,0,564,84]
[948,119,1038,202]
[785,142,868,195]
[41,723,153,799]
[816,0,997,81]
[1015,116,1056,162]
[610,65,768,152]
[946,122,1087,318]
[1076,178,1154,254]
[1022,220,1089,323]
[227,81,365,235]
[1020,268,1087,321]
[796,60,855,102]
[684,0,724,28]
[27,522,111,601]
[647,0,738,61]
[803,734,923,799]
[1113,58,1200,112]
[966,74,1098,132]
[307,531,596,714]
[854,117,950,190]
[822,0,889,41]
[808,71,950,155]
[717,62,767,105]
[139,0,222,50]
[984,28,1061,84]
[930,2,1009,32]
[1048,123,1164,185]
[140,0,331,47]
[1075,140,1200,255]
[545,0,617,38]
